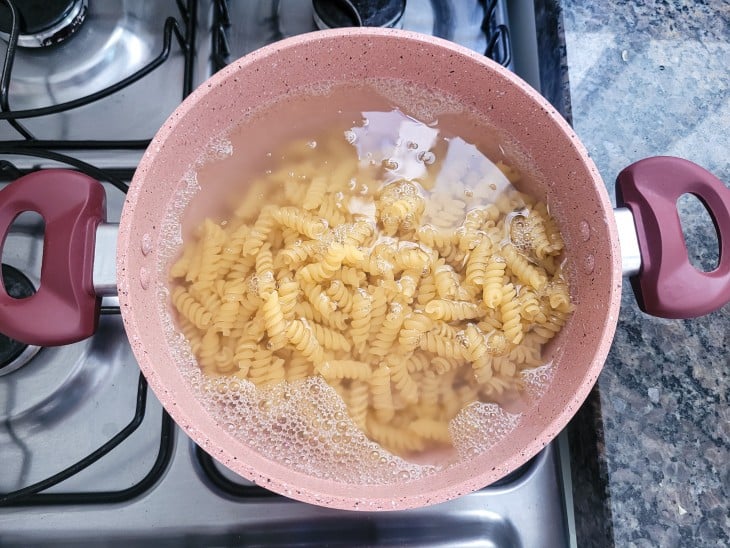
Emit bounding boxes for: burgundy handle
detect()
[616,156,730,318]
[0,169,106,345]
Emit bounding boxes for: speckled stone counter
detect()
[559,1,729,546]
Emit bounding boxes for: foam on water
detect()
[184,371,440,483]
[365,77,465,122]
[450,402,522,459]
[521,362,555,400]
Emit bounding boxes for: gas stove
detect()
[0,1,576,546]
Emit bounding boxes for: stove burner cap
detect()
[0,263,40,375]
[313,0,406,30]
[0,0,88,48]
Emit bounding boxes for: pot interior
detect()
[117,28,621,510]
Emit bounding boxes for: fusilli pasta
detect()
[169,122,573,460]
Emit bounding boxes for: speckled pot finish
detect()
[117,28,622,511]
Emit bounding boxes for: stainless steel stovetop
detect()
[0,1,576,546]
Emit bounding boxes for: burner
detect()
[0,263,40,375]
[313,0,406,30]
[0,0,88,47]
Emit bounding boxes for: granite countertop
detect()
[558,1,729,546]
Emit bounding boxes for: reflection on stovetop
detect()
[0,1,575,546]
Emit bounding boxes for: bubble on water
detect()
[383,158,399,170]
[207,137,234,159]
[417,151,435,165]
[307,140,317,149]
[344,130,357,144]
[141,233,153,255]
[139,267,150,290]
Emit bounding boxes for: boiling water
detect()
[156,78,564,484]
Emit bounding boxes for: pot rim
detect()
[117,27,622,511]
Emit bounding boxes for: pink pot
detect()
[1,28,728,511]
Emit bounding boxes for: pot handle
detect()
[0,169,106,345]
[616,156,730,318]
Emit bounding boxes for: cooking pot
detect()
[1,28,728,511]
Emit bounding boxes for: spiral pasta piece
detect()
[255,243,276,298]
[241,205,277,256]
[500,284,523,344]
[197,329,220,374]
[286,354,312,382]
[424,299,481,322]
[406,351,431,374]
[277,277,299,320]
[501,243,547,291]
[170,245,194,279]
[310,321,351,352]
[386,356,419,404]
[365,414,425,455]
[349,289,372,352]
[533,201,564,255]
[217,223,251,275]
[318,360,371,381]
[482,256,507,308]
[457,208,490,252]
[212,283,242,336]
[317,193,349,226]
[248,349,274,386]
[398,312,431,353]
[416,225,458,261]
[345,380,369,430]
[420,331,467,360]
[464,237,492,288]
[172,286,212,329]
[262,290,287,351]
[370,365,395,423]
[275,239,321,268]
[340,221,375,247]
[285,319,325,365]
[303,175,328,210]
[393,247,430,273]
[194,220,226,287]
[433,260,460,299]
[463,323,488,363]
[272,206,328,239]
[369,303,408,358]
[298,243,363,283]
[300,280,337,319]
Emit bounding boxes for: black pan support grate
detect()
[0,0,201,507]
[210,0,512,72]
[0,0,514,505]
